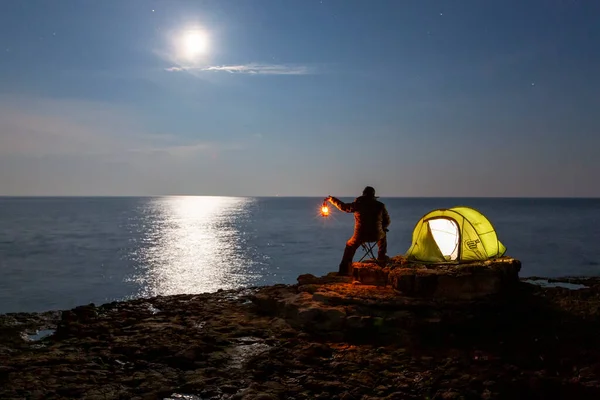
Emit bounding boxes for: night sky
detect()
[1,0,598,197]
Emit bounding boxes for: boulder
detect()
[353,257,521,299]
[351,265,389,286]
[297,273,352,286]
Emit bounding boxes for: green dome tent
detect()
[405,206,506,263]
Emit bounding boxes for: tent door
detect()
[427,217,459,261]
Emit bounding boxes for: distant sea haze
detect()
[1,196,599,314]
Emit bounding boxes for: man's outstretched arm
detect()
[327,196,356,213]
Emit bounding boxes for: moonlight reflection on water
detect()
[130,196,264,297]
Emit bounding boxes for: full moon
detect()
[181,30,209,59]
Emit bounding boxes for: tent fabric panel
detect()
[405,218,425,259]
[451,206,503,258]
[457,219,488,261]
[498,240,507,257]
[406,220,446,262]
[409,219,426,245]
[478,231,501,258]
[450,207,495,236]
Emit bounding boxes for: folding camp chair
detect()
[358,241,389,268]
[358,241,378,263]
[357,230,389,267]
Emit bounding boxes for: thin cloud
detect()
[0,96,255,196]
[0,97,241,159]
[165,63,313,75]
[129,141,244,158]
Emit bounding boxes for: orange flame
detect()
[321,205,329,216]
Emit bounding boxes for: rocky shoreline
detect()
[2,266,600,399]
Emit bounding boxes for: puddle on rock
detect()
[164,394,202,400]
[226,336,271,369]
[147,304,161,314]
[525,279,587,290]
[25,329,55,341]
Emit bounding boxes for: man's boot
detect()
[338,261,352,276]
[377,236,388,262]
[338,243,358,276]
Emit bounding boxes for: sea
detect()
[1,196,599,314]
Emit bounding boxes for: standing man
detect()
[326,186,391,275]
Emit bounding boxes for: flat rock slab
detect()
[252,273,520,343]
[352,256,521,299]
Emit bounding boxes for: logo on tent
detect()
[465,239,481,250]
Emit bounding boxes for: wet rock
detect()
[346,315,371,330]
[243,393,278,400]
[339,391,356,400]
[319,308,346,331]
[298,273,352,286]
[579,367,595,379]
[299,284,320,294]
[231,384,263,400]
[298,274,321,285]
[73,303,98,318]
[296,307,322,325]
[301,343,333,359]
[0,365,14,376]
[438,391,462,399]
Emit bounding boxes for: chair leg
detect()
[357,242,390,268]
[358,242,377,263]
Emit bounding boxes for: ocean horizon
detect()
[2,196,599,198]
[1,196,599,314]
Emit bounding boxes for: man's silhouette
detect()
[326,186,391,275]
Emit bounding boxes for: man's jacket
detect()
[329,195,391,241]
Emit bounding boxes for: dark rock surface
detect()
[2,273,600,399]
[352,256,521,299]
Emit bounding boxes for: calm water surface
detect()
[1,196,599,313]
